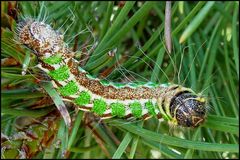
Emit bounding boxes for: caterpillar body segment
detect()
[18,19,207,127]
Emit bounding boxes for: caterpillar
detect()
[17,19,207,128]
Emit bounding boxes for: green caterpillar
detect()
[17,19,207,127]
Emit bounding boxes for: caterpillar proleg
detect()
[17,19,207,128]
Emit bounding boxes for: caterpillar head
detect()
[17,19,65,58]
[170,91,207,128]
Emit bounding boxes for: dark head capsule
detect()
[170,92,207,127]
